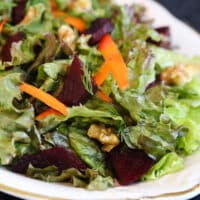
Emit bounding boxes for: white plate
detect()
[1,0,200,199]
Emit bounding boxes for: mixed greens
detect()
[0,0,200,190]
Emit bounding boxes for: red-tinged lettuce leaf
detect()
[58,56,97,106]
[11,0,27,25]
[150,26,171,49]
[109,146,154,185]
[2,32,25,62]
[86,18,114,45]
[12,147,87,174]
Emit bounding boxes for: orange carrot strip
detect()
[0,18,9,33]
[97,91,112,103]
[93,62,112,86]
[49,0,58,10]
[97,34,129,90]
[109,59,129,90]
[20,82,67,116]
[52,10,67,18]
[98,34,120,60]
[36,108,61,120]
[64,16,86,33]
[52,10,86,32]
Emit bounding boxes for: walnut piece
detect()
[87,124,120,152]
[58,25,76,51]
[161,64,200,86]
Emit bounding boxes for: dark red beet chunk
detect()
[2,32,25,62]
[154,26,171,49]
[58,56,97,106]
[110,147,154,185]
[11,0,27,25]
[12,147,87,174]
[86,18,114,45]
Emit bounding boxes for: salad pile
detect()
[0,0,200,190]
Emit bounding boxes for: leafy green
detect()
[0,1,15,21]
[0,73,22,111]
[121,119,185,159]
[54,0,69,10]
[38,99,124,133]
[67,127,108,176]
[27,165,113,190]
[151,46,200,70]
[163,80,200,154]
[143,152,184,180]
[128,42,156,93]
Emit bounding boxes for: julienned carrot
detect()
[20,82,68,116]
[98,34,120,60]
[93,62,112,86]
[49,0,58,10]
[108,59,129,90]
[0,18,9,33]
[97,91,112,103]
[52,10,86,32]
[36,108,61,120]
[64,16,86,33]
[95,34,129,89]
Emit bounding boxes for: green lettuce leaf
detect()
[151,46,200,70]
[142,152,184,180]
[67,127,108,176]
[38,99,124,133]
[27,165,113,190]
[128,42,156,93]
[0,73,22,111]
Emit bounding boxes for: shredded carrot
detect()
[0,18,9,33]
[93,62,112,86]
[98,34,120,60]
[20,82,68,116]
[64,16,86,33]
[52,10,86,32]
[49,0,58,10]
[97,91,112,103]
[36,108,61,120]
[94,34,129,89]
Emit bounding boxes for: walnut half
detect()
[87,124,120,152]
[161,64,200,86]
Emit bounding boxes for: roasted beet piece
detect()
[11,0,27,25]
[110,146,154,185]
[58,56,97,106]
[86,18,114,45]
[12,147,87,174]
[2,32,25,62]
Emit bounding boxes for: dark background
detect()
[0,0,200,199]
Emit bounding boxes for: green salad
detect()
[0,0,200,190]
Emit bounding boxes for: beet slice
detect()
[11,0,27,25]
[110,146,154,185]
[86,18,114,45]
[12,147,87,174]
[2,32,25,62]
[58,56,97,106]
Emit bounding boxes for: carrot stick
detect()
[20,82,67,116]
[96,34,129,90]
[64,16,86,33]
[93,62,112,86]
[36,108,61,120]
[49,0,58,10]
[52,10,86,32]
[96,91,112,103]
[0,18,9,33]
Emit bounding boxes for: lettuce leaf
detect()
[27,165,113,190]
[67,127,108,176]
[38,98,124,133]
[142,152,184,180]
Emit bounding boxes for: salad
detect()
[0,0,200,190]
